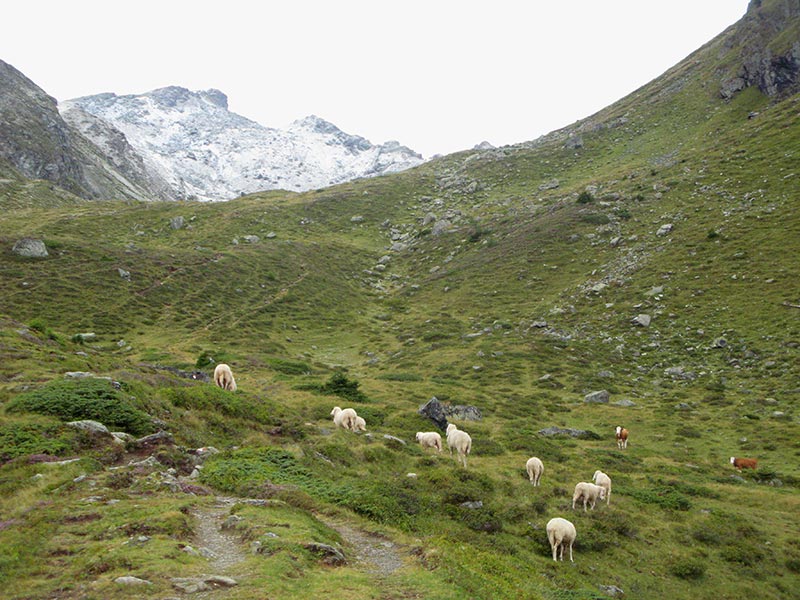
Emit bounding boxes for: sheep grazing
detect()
[572,482,606,511]
[730,456,758,470]
[415,431,443,453]
[546,517,577,562]
[354,416,367,432]
[592,470,612,505]
[445,423,472,468]
[330,406,358,431]
[526,457,544,486]
[615,426,629,449]
[213,363,237,392]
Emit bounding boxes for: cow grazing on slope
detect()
[730,456,758,470]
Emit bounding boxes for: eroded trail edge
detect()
[319,517,406,576]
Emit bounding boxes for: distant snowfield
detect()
[61,87,425,201]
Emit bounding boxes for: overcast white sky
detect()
[2,1,750,158]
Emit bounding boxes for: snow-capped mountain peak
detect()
[60,88,424,201]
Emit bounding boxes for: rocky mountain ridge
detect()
[0,59,170,201]
[62,87,424,201]
[0,61,424,202]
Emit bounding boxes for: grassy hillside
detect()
[1,4,799,599]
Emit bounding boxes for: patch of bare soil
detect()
[320,517,405,576]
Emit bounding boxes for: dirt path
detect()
[190,497,247,572]
[190,497,407,587]
[319,517,406,576]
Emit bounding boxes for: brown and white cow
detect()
[615,426,629,449]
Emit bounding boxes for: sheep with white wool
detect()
[415,431,443,453]
[330,406,358,431]
[354,416,367,432]
[213,363,237,391]
[546,517,577,562]
[572,481,606,511]
[526,456,544,486]
[592,470,612,505]
[446,423,472,468]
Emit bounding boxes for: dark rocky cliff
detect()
[0,59,174,200]
[720,0,800,99]
[0,59,89,195]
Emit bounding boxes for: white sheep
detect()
[213,363,237,391]
[415,431,443,453]
[446,423,472,468]
[592,470,612,505]
[572,482,606,511]
[526,457,544,486]
[354,416,367,432]
[546,517,577,562]
[330,406,358,431]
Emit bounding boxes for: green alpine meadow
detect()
[1,2,798,598]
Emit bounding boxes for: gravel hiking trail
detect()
[191,497,247,572]
[319,516,406,576]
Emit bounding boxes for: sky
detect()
[2,1,750,158]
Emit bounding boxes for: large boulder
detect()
[12,238,48,258]
[444,405,482,421]
[584,390,610,404]
[418,397,448,431]
[66,420,111,436]
[538,426,600,440]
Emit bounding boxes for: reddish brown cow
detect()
[730,457,758,470]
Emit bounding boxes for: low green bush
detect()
[313,441,357,467]
[625,485,691,511]
[670,557,706,580]
[447,504,502,533]
[662,478,720,499]
[195,350,220,369]
[163,385,266,421]
[201,452,265,494]
[338,480,420,527]
[351,405,386,427]
[422,467,496,506]
[0,419,78,462]
[376,372,423,382]
[201,446,334,500]
[785,557,800,573]
[6,379,153,435]
[720,542,766,566]
[591,450,643,472]
[580,213,611,225]
[266,357,311,375]
[320,371,369,402]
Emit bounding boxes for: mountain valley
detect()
[0,2,799,598]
